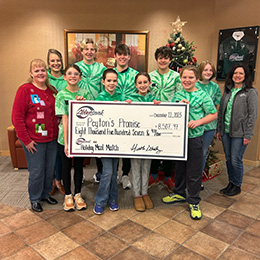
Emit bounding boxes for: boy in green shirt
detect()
[113,44,138,189]
[76,38,106,100]
[76,38,107,181]
[162,65,217,220]
[149,46,183,192]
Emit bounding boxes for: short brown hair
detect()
[180,65,199,79]
[154,46,173,60]
[115,44,130,55]
[198,60,216,81]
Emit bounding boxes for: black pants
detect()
[59,144,84,195]
[95,157,103,172]
[173,136,203,205]
[150,159,173,177]
[122,158,131,176]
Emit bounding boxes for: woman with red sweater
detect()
[12,59,60,212]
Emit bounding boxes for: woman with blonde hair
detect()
[12,59,59,212]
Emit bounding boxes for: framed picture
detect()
[64,29,149,71]
[216,26,259,81]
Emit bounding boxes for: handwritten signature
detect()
[130,144,163,154]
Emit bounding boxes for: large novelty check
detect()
[68,101,189,160]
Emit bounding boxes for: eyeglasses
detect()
[66,72,80,76]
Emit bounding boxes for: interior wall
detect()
[1,0,259,164]
[212,0,260,164]
[0,0,215,153]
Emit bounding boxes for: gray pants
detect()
[131,158,151,197]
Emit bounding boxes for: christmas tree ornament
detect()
[177,43,182,49]
[170,16,187,33]
[183,59,188,64]
[166,43,170,47]
[181,46,186,51]
[170,42,175,47]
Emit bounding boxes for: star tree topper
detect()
[170,16,187,33]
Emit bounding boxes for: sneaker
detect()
[63,194,75,211]
[148,175,160,188]
[121,175,131,190]
[109,202,119,211]
[93,204,104,215]
[162,193,186,204]
[74,193,87,210]
[93,171,102,183]
[163,178,175,192]
[188,204,202,220]
[82,175,85,184]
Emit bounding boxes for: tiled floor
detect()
[1,166,260,259]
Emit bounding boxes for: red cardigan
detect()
[12,83,59,145]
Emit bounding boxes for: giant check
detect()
[68,101,189,160]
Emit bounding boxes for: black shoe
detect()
[41,196,58,205]
[224,184,241,196]
[31,202,43,212]
[220,182,234,194]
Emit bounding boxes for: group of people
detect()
[11,38,258,220]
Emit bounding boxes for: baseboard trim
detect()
[217,153,260,167]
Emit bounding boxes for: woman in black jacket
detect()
[216,63,258,196]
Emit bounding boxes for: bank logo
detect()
[76,138,90,145]
[76,106,104,119]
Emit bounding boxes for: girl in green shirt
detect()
[196,61,221,188]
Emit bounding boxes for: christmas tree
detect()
[166,16,197,72]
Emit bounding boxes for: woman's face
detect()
[102,72,118,94]
[202,63,213,81]
[31,66,47,84]
[63,67,81,86]
[232,67,245,85]
[135,75,150,96]
[48,53,62,73]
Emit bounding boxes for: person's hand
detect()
[75,95,86,101]
[25,141,38,154]
[243,138,251,145]
[216,132,221,141]
[153,100,161,105]
[180,99,190,104]
[64,144,73,158]
[125,99,132,104]
[188,120,201,129]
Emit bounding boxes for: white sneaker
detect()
[121,175,131,190]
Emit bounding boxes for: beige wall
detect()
[0,0,259,165]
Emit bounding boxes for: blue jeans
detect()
[22,140,57,203]
[202,130,215,172]
[221,133,248,186]
[95,158,119,207]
